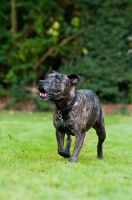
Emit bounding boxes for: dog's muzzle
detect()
[38,80,55,101]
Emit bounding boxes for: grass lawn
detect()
[0,111,132,200]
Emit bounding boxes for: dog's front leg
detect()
[70,133,85,162]
[64,134,72,155]
[56,129,71,158]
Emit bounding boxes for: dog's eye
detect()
[55,75,61,82]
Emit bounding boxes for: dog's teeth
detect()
[40,93,44,96]
[40,92,47,97]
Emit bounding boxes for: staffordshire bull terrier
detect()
[37,70,106,162]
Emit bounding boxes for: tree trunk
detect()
[10,0,17,35]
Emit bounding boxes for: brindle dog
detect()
[37,71,106,162]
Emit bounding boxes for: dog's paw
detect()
[58,150,71,158]
[69,156,77,163]
[97,155,103,159]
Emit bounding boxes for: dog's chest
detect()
[53,112,72,128]
[53,112,85,136]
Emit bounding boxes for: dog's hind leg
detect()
[93,117,106,159]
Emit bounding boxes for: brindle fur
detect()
[38,71,106,162]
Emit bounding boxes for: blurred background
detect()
[0,0,132,112]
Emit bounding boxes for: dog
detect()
[37,70,106,162]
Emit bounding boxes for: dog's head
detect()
[37,70,83,101]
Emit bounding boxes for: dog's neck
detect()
[54,87,77,111]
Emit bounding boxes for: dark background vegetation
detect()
[0,0,132,110]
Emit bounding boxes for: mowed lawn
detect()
[0,111,132,200]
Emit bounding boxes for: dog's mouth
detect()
[39,88,54,101]
[39,89,49,99]
[40,91,48,98]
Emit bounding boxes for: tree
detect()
[0,0,79,106]
[0,0,132,109]
[61,0,132,103]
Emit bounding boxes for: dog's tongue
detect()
[40,92,47,97]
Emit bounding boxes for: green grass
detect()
[0,111,132,200]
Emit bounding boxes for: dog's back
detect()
[78,89,102,129]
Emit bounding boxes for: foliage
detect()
[0,111,132,199]
[61,0,132,103]
[34,97,54,111]
[0,0,132,107]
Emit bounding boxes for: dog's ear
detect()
[67,74,83,85]
[52,70,60,74]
